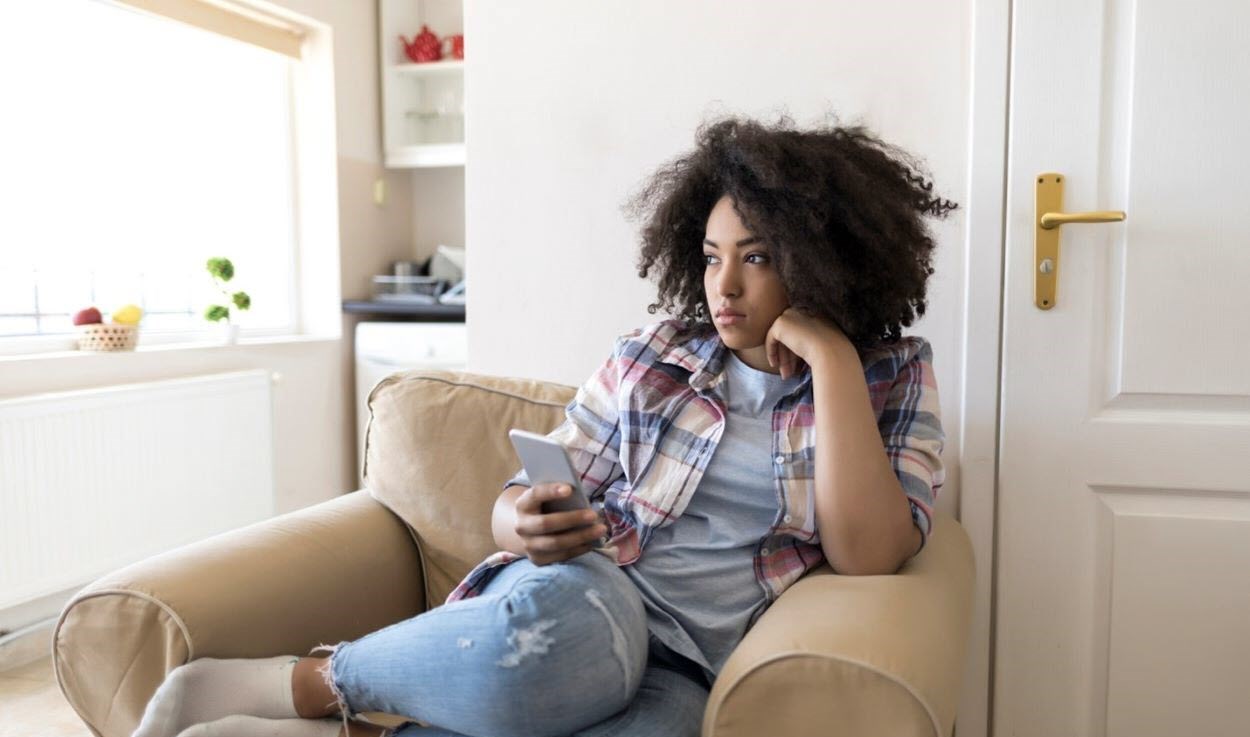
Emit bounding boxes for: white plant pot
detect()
[217,322,239,345]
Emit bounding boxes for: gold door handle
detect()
[1039,210,1126,229]
[1034,172,1128,310]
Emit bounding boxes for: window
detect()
[0,0,312,348]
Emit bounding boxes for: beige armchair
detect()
[54,370,976,737]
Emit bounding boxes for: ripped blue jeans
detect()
[308,550,711,737]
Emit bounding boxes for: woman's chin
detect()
[717,331,760,350]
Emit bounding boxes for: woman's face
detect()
[702,194,789,370]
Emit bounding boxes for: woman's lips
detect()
[715,313,745,325]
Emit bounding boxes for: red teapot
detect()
[400,24,441,62]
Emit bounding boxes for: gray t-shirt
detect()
[623,349,807,685]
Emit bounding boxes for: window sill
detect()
[0,332,340,365]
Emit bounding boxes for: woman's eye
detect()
[703,254,767,265]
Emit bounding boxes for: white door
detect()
[996,1,1250,736]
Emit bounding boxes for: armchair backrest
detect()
[364,369,575,607]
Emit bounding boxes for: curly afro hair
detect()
[622,111,959,352]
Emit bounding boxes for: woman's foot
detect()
[131,656,301,737]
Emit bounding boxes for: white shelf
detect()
[393,60,464,75]
[385,142,465,168]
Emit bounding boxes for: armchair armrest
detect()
[52,490,425,737]
[704,513,975,737]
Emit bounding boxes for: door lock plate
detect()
[1034,172,1063,310]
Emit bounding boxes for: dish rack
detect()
[372,275,447,303]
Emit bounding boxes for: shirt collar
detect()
[655,322,813,395]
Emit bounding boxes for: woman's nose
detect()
[716,263,741,297]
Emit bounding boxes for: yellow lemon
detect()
[111,304,143,326]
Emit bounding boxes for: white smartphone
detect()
[508,428,594,513]
[507,428,609,547]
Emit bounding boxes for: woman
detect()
[130,112,957,737]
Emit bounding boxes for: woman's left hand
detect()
[765,307,854,379]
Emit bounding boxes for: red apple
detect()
[73,307,103,326]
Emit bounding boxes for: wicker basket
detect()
[77,323,139,352]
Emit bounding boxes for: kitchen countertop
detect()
[342,299,465,321]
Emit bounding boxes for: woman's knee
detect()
[482,555,650,730]
[498,555,646,635]
[498,556,646,662]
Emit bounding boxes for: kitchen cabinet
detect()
[379,0,464,168]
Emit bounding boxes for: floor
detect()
[0,656,92,737]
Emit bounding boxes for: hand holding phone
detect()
[511,483,608,566]
[508,429,609,564]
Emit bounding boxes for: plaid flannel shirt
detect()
[445,318,945,605]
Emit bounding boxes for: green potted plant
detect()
[204,257,251,344]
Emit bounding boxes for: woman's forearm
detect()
[491,485,531,556]
[809,345,920,575]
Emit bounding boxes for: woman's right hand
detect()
[512,483,607,566]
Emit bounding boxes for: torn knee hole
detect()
[495,619,558,668]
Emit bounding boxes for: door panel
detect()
[997,0,1250,735]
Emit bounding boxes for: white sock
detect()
[173,715,345,737]
[131,655,302,737]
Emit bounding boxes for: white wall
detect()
[465,0,971,513]
[279,0,422,307]
[413,166,466,257]
[272,0,420,491]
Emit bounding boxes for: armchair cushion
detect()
[363,369,573,607]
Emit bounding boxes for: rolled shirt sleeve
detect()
[877,337,946,556]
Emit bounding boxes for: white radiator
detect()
[0,370,275,610]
